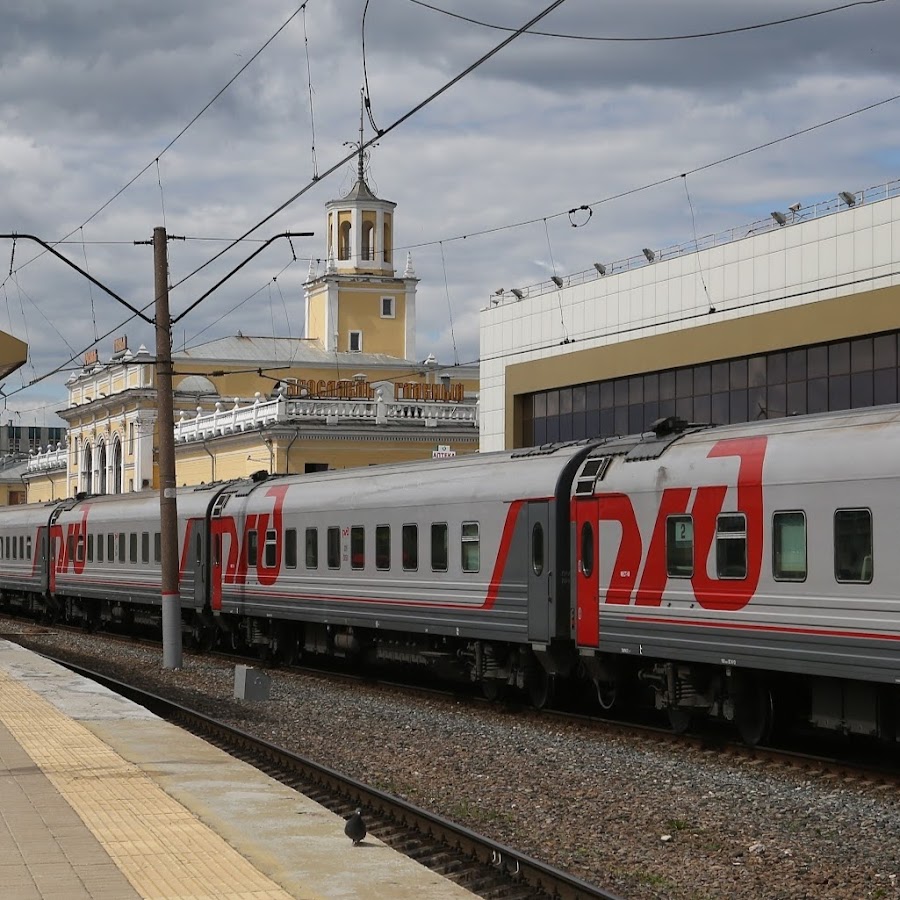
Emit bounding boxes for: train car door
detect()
[574,497,600,647]
[527,501,553,642]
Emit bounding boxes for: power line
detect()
[407,0,888,42]
[399,91,900,253]
[166,0,572,296]
[478,267,900,366]
[3,1,313,287]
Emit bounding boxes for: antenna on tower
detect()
[358,86,365,184]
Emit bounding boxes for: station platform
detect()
[0,640,475,899]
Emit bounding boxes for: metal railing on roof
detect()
[490,177,900,305]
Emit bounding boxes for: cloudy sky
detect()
[1,0,898,428]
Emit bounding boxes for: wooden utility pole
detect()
[153,226,181,669]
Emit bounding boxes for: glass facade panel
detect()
[747,356,766,387]
[874,333,897,370]
[694,364,711,395]
[523,328,900,446]
[851,338,873,372]
[829,342,850,376]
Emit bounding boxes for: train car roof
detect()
[231,439,604,510]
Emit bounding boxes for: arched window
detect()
[339,221,352,260]
[82,442,93,494]
[97,440,107,494]
[362,222,375,261]
[112,436,123,494]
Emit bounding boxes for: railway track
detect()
[5,615,899,792]
[30,648,622,900]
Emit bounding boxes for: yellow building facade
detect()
[25,164,479,500]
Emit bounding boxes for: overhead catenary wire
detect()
[399,91,900,254]
[166,0,572,296]
[407,0,887,42]
[682,175,715,313]
[2,1,314,288]
[543,218,570,344]
[439,242,459,366]
[79,227,99,342]
[302,6,319,180]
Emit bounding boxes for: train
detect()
[2,404,900,746]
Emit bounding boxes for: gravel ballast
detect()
[5,626,900,900]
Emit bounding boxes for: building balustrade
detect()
[27,443,68,472]
[24,391,479,475]
[174,390,478,443]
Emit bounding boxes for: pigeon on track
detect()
[344,808,367,846]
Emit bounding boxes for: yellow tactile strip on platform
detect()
[0,669,295,900]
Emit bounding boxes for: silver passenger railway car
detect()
[3,404,900,744]
[571,406,900,744]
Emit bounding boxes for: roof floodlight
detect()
[550,275,564,288]
[642,248,655,263]
[510,288,524,299]
[839,191,857,207]
[593,262,607,275]
[771,211,787,226]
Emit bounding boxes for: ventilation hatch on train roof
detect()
[575,456,611,495]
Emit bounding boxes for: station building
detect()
[24,165,478,502]
[480,179,900,451]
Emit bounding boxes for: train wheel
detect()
[667,708,693,734]
[595,679,618,712]
[735,678,774,747]
[526,666,553,709]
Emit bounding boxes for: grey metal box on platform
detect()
[234,665,271,701]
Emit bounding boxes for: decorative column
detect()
[133,414,157,490]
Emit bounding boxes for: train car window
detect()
[87,534,94,563]
[834,509,873,583]
[154,533,161,563]
[12,535,18,560]
[247,530,258,568]
[461,522,480,573]
[773,511,807,581]
[581,522,594,577]
[118,533,126,563]
[19,535,25,560]
[431,523,448,572]
[66,534,74,562]
[97,533,104,563]
[285,529,297,568]
[715,514,747,579]
[195,532,202,565]
[109,533,116,562]
[666,515,693,577]
[375,525,390,571]
[402,524,418,571]
[129,533,138,564]
[26,536,31,560]
[305,528,318,569]
[0,538,3,559]
[532,523,544,576]
[327,527,340,569]
[264,530,277,568]
[142,532,150,564]
[351,526,365,570]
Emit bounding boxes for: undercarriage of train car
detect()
[583,653,900,746]
[206,614,566,707]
